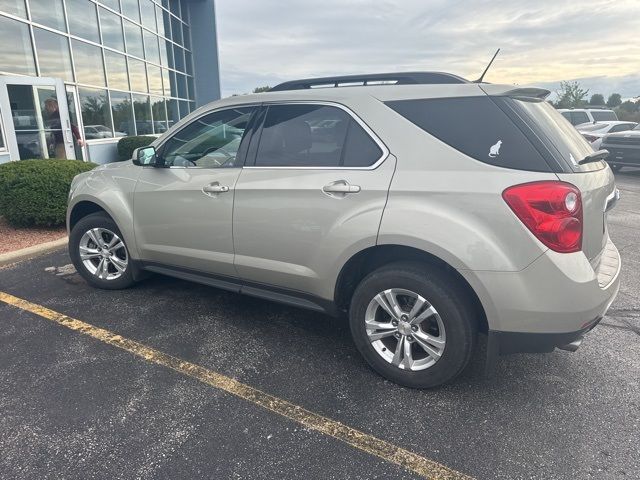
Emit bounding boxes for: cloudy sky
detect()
[215,0,640,100]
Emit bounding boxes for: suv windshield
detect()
[510,98,598,171]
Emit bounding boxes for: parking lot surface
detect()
[1,171,639,480]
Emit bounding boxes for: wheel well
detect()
[334,245,488,333]
[69,201,108,230]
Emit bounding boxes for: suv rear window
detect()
[385,97,552,172]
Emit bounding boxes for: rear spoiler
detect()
[479,85,551,100]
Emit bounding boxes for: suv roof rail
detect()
[269,71,469,91]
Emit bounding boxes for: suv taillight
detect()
[503,181,582,253]
[582,134,598,143]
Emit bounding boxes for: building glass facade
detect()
[0,0,215,163]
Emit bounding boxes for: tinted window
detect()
[591,111,617,122]
[610,123,634,133]
[571,112,589,125]
[161,107,254,168]
[343,121,383,167]
[386,97,551,172]
[512,98,595,172]
[255,104,381,167]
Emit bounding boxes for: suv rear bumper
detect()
[460,239,621,337]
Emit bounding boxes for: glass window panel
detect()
[161,68,171,96]
[147,64,163,95]
[110,90,134,136]
[173,44,184,72]
[158,35,168,66]
[185,51,192,75]
[29,0,66,31]
[78,87,112,138]
[98,0,120,12]
[182,25,190,50]
[162,8,171,38]
[150,96,167,133]
[121,0,140,22]
[187,76,194,100]
[176,73,187,99]
[66,0,100,43]
[132,94,152,134]
[124,20,144,58]
[161,0,168,9]
[128,57,147,92]
[104,50,129,90]
[0,121,4,150]
[179,100,189,119]
[168,69,177,97]
[169,0,180,18]
[0,15,36,76]
[155,4,165,37]
[170,15,182,45]
[165,39,174,69]
[34,28,74,81]
[143,30,160,64]
[99,7,125,52]
[140,0,156,30]
[71,40,106,86]
[167,98,178,127]
[0,0,27,17]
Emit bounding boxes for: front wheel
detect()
[349,262,476,388]
[69,212,136,290]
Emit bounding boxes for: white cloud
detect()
[215,0,640,98]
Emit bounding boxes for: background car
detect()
[601,123,640,171]
[577,121,637,149]
[558,108,618,125]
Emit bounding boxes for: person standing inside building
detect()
[44,98,84,159]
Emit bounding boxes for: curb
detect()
[0,237,68,268]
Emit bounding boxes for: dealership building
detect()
[0,0,220,164]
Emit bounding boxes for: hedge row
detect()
[117,135,156,161]
[0,160,97,227]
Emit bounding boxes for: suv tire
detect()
[69,212,137,290]
[349,262,476,388]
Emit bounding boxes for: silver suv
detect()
[67,72,621,388]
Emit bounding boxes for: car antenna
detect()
[473,48,500,83]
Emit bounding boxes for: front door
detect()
[233,103,395,300]
[133,106,256,277]
[0,76,75,160]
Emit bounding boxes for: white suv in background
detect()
[558,108,618,126]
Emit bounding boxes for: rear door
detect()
[232,102,395,300]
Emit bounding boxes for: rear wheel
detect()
[349,262,476,388]
[69,213,136,289]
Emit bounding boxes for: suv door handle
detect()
[202,183,230,195]
[323,181,361,196]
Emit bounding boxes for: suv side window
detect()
[160,106,254,168]
[571,112,589,125]
[610,123,633,133]
[253,104,382,167]
[386,97,552,172]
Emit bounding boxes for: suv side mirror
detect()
[132,146,158,166]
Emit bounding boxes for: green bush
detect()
[117,135,156,161]
[0,159,97,227]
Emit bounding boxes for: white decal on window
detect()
[488,140,502,158]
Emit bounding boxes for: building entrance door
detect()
[0,76,76,160]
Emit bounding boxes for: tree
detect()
[606,93,622,108]
[619,100,639,113]
[554,81,589,108]
[253,86,271,93]
[589,94,605,106]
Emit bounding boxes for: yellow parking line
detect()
[0,291,473,480]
